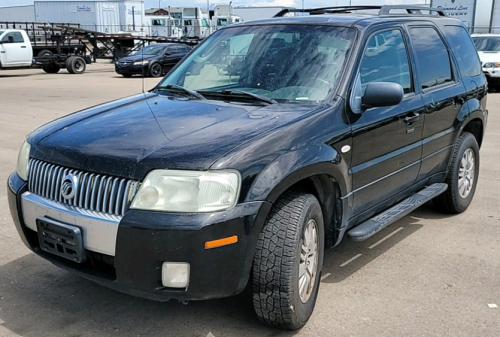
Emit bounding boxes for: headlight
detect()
[483,62,500,68]
[131,170,241,212]
[16,140,31,181]
[134,60,150,65]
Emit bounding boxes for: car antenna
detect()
[142,40,145,94]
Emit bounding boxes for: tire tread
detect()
[252,192,319,329]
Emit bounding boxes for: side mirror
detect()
[164,52,172,56]
[361,82,404,110]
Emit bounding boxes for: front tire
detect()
[252,192,324,330]
[149,62,162,77]
[434,132,480,213]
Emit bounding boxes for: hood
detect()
[477,51,500,64]
[117,54,158,62]
[29,93,313,180]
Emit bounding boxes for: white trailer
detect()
[33,1,145,34]
[490,0,500,33]
[0,5,35,22]
[233,6,293,22]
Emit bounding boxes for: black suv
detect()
[7,6,487,330]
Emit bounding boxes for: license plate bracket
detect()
[36,217,86,263]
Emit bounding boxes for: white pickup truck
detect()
[0,29,89,74]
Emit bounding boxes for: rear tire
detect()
[434,132,480,213]
[42,64,60,73]
[66,56,86,74]
[252,192,324,330]
[149,62,163,78]
[37,49,53,57]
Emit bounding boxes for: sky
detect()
[0,0,430,10]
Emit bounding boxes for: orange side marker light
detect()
[204,235,238,249]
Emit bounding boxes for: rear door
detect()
[162,45,180,67]
[406,25,469,180]
[349,27,425,216]
[0,31,32,66]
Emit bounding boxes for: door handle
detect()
[404,113,420,125]
[21,46,27,48]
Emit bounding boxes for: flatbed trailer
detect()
[0,21,86,57]
[55,25,203,62]
[0,22,202,74]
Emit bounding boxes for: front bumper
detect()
[115,63,148,75]
[7,172,271,301]
[483,68,500,83]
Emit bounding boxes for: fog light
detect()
[162,262,190,288]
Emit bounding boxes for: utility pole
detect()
[132,6,136,31]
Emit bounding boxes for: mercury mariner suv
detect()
[8,6,488,330]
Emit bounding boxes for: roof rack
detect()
[379,5,446,16]
[273,5,446,18]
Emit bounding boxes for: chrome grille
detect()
[28,159,140,217]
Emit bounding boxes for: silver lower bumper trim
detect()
[21,192,120,256]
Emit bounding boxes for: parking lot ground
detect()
[0,62,499,337]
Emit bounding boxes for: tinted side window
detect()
[444,26,481,77]
[360,29,412,94]
[1,32,24,43]
[409,27,453,89]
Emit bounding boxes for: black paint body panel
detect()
[8,14,488,302]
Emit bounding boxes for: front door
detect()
[349,28,424,216]
[0,31,31,66]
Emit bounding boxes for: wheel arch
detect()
[461,117,484,148]
[245,147,350,249]
[276,173,343,248]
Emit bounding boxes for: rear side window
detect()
[360,29,412,94]
[444,26,481,77]
[409,27,453,90]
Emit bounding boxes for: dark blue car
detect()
[115,43,191,77]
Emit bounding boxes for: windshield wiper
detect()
[199,89,277,105]
[157,84,205,100]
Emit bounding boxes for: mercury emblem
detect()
[61,174,78,200]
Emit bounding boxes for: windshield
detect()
[158,25,355,103]
[0,31,3,36]
[472,36,500,52]
[134,45,166,56]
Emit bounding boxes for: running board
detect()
[348,183,448,242]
